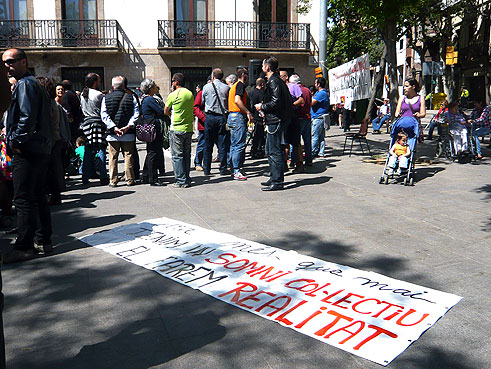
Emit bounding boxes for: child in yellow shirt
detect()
[388,132,411,175]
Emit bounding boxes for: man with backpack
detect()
[101,75,140,187]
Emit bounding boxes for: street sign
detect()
[446,46,458,65]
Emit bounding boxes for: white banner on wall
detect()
[81,217,462,366]
[328,54,371,108]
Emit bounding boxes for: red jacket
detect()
[193,90,206,131]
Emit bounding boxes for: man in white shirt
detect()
[372,98,390,134]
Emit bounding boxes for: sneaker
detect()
[195,165,203,171]
[172,183,182,188]
[387,168,394,175]
[233,172,247,181]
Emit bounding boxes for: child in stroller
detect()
[380,116,419,185]
[388,132,410,175]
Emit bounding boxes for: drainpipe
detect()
[319,0,327,77]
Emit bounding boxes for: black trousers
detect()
[251,121,265,157]
[12,152,52,250]
[142,131,164,184]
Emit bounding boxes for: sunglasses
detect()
[3,58,22,65]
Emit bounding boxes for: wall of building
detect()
[297,0,319,46]
[104,0,167,49]
[33,0,56,19]
[215,0,254,22]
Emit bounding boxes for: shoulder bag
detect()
[135,96,157,143]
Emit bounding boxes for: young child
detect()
[75,136,108,184]
[74,136,86,175]
[388,132,411,175]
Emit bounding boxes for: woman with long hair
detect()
[79,73,110,186]
[394,78,426,141]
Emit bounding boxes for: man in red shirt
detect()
[291,74,313,168]
[193,83,207,170]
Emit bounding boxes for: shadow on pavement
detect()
[475,184,491,232]
[414,166,446,183]
[286,176,332,189]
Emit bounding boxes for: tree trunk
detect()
[385,18,399,118]
[364,45,387,120]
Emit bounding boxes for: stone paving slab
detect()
[2,126,490,368]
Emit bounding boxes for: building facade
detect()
[0,0,320,93]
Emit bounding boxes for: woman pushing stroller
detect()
[394,79,426,130]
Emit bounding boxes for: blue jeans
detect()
[472,126,491,155]
[265,123,284,186]
[311,117,325,157]
[170,130,193,185]
[227,112,247,173]
[82,145,108,182]
[194,130,205,166]
[203,113,229,174]
[299,118,312,164]
[427,119,442,139]
[372,115,390,132]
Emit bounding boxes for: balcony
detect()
[158,20,312,51]
[0,19,125,49]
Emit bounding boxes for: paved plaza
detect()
[2,124,490,369]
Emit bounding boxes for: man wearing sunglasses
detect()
[2,48,53,262]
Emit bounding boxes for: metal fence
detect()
[0,19,120,48]
[158,20,311,50]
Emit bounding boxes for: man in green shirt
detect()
[165,73,194,187]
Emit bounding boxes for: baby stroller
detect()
[379,117,419,186]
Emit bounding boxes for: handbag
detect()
[135,96,157,143]
[0,138,12,180]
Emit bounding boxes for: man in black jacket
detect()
[255,56,292,191]
[2,48,53,259]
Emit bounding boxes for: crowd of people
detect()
[1,49,490,263]
[0,50,336,262]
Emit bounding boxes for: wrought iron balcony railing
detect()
[158,20,312,51]
[0,19,122,48]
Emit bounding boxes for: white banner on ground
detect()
[80,217,462,366]
[328,54,371,108]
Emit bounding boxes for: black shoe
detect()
[100,177,110,186]
[150,182,165,186]
[261,180,271,186]
[261,184,284,191]
[34,242,53,255]
[220,170,231,176]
